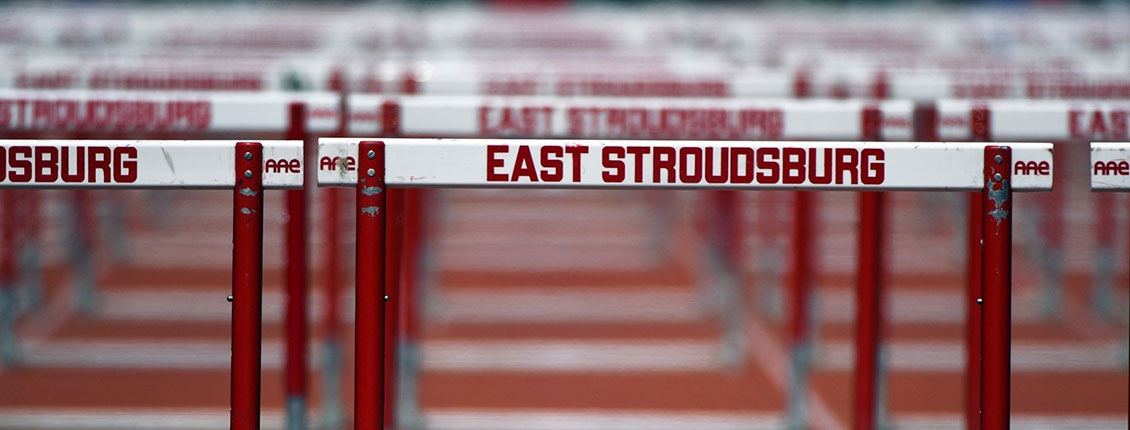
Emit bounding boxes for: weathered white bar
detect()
[0,140,303,189]
[348,95,914,141]
[318,138,1052,191]
[0,90,341,133]
[1091,142,1130,190]
[937,100,1130,141]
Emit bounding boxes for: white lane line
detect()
[817,340,1128,372]
[18,338,718,372]
[895,414,1128,430]
[436,288,706,324]
[0,409,283,430]
[23,333,1125,374]
[745,315,843,430]
[95,289,339,323]
[94,287,703,325]
[424,409,780,430]
[440,235,647,247]
[0,408,1121,430]
[20,339,306,370]
[436,249,660,271]
[810,288,1050,324]
[422,340,721,372]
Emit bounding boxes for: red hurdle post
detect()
[786,188,814,428]
[285,102,310,430]
[854,192,885,430]
[320,85,350,428]
[853,105,887,430]
[0,190,16,363]
[232,142,265,430]
[356,141,387,430]
[981,146,1012,430]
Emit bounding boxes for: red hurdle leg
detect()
[0,190,18,363]
[853,191,885,430]
[232,142,265,430]
[981,146,1012,430]
[321,88,350,428]
[71,189,98,314]
[321,186,345,426]
[285,102,310,430]
[966,192,983,430]
[385,188,405,430]
[356,141,387,430]
[786,191,815,428]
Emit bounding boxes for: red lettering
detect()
[835,148,859,185]
[34,147,58,182]
[730,147,754,184]
[781,147,805,184]
[807,148,833,185]
[678,147,702,183]
[88,146,112,182]
[540,146,563,182]
[602,146,625,183]
[1069,110,1083,137]
[61,147,85,182]
[861,148,885,185]
[511,145,538,182]
[564,145,588,182]
[626,146,650,183]
[114,147,138,182]
[755,148,780,184]
[8,146,32,182]
[486,145,508,182]
[652,146,676,183]
[704,147,729,184]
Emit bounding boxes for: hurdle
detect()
[0,90,341,430]
[0,139,303,430]
[318,137,1053,430]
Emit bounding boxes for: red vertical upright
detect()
[402,189,423,346]
[321,87,350,427]
[853,105,886,430]
[284,102,309,430]
[385,188,405,430]
[356,141,387,430]
[232,142,265,430]
[0,191,13,288]
[323,184,342,339]
[981,146,1012,430]
[789,191,813,347]
[853,191,885,430]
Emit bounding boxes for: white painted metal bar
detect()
[318,138,1052,191]
[0,90,341,133]
[1090,142,1130,190]
[347,95,914,140]
[0,140,303,189]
